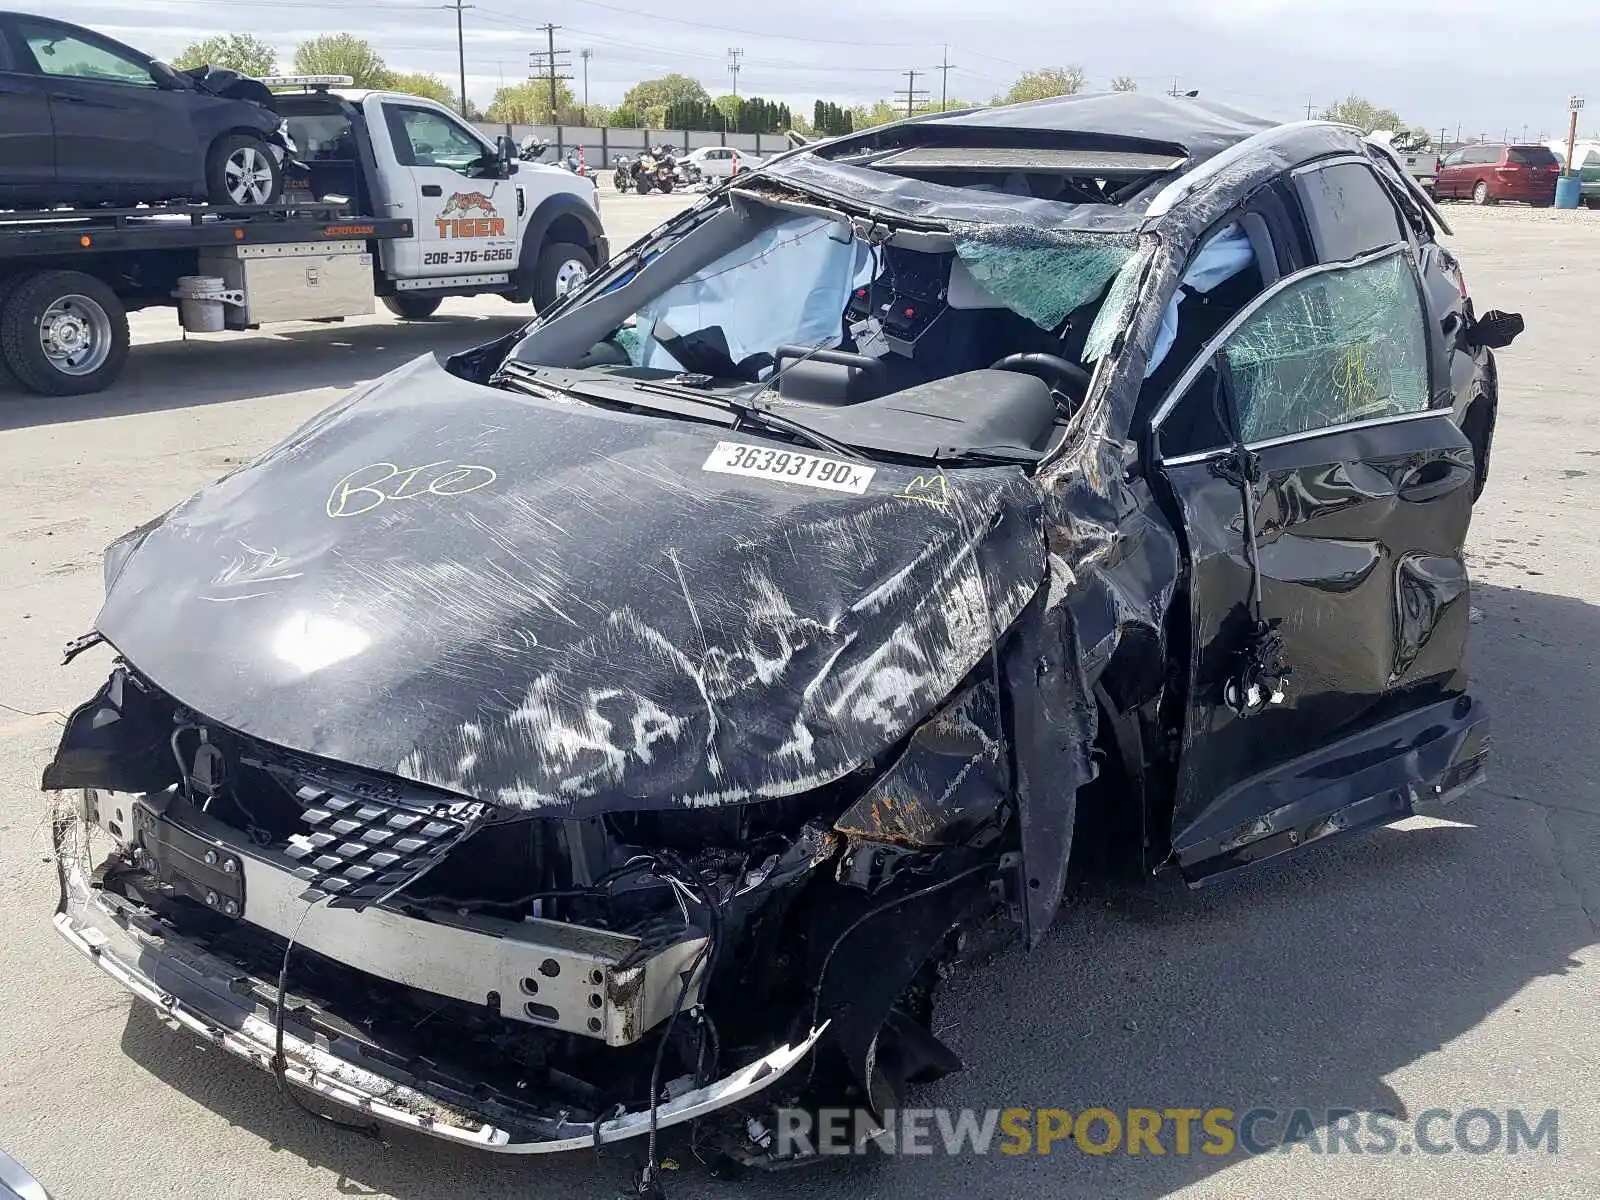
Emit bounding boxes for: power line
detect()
[896,68,929,117]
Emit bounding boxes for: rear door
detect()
[1151,158,1483,884]
[12,16,198,195]
[0,19,55,190]
[376,99,518,283]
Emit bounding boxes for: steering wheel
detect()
[989,353,1091,415]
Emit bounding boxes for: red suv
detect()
[1433,143,1559,205]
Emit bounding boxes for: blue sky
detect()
[33,0,1600,139]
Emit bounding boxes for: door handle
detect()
[420,184,442,197]
[50,92,90,103]
[1397,459,1468,503]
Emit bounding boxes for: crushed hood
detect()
[96,355,1047,814]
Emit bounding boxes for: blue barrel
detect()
[1556,174,1583,209]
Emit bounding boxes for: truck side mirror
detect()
[496,135,517,164]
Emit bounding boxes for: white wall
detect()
[473,122,776,167]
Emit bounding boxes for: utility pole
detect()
[440,0,474,115]
[727,47,743,98]
[528,24,572,123]
[1168,76,1180,97]
[1305,95,1315,120]
[936,45,956,112]
[579,48,592,121]
[897,68,929,117]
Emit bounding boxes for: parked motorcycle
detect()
[612,156,635,192]
[631,146,678,195]
[518,135,585,175]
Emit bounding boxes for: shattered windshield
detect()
[506,196,1147,462]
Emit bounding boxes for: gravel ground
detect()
[0,196,1594,1200]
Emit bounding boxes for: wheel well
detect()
[209,127,275,156]
[542,213,595,253]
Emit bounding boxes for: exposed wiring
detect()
[637,937,713,1200]
[273,897,383,1140]
[807,862,993,1046]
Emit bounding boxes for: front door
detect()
[1151,245,1483,883]
[0,24,55,193]
[378,100,518,282]
[12,16,197,196]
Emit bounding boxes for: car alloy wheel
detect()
[1473,180,1492,205]
[225,145,276,205]
[37,294,114,377]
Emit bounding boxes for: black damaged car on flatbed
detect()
[43,94,1522,1175]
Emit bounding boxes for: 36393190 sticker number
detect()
[701,441,876,494]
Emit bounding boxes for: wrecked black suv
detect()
[45,95,1522,1163]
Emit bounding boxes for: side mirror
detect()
[1472,309,1524,351]
[150,60,184,90]
[496,135,517,164]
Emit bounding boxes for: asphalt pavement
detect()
[0,195,1594,1200]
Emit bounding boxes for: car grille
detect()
[283,778,489,908]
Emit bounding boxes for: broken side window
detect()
[1223,249,1429,443]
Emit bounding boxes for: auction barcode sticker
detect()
[701,441,875,495]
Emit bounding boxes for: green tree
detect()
[622,74,710,113]
[998,66,1087,105]
[713,94,743,128]
[850,100,907,131]
[1320,94,1405,134]
[813,100,853,137]
[486,80,581,124]
[172,34,277,76]
[1110,75,1138,92]
[607,104,640,129]
[387,71,454,108]
[292,34,391,89]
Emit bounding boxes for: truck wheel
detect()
[533,242,595,310]
[382,295,443,320]
[0,270,129,397]
[207,133,284,206]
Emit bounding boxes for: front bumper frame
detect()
[53,839,823,1153]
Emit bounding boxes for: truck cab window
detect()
[385,106,489,173]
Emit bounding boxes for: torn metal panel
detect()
[833,679,1005,848]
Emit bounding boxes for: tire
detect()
[1472,180,1494,206]
[382,294,443,320]
[532,242,595,311]
[0,270,129,397]
[206,133,284,207]
[657,176,675,194]
[635,176,653,195]
[1586,197,1600,210]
